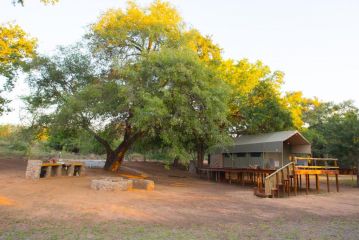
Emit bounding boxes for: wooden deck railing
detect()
[292,157,339,170]
[293,157,339,175]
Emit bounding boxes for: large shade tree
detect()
[27,43,229,171]
[86,0,228,169]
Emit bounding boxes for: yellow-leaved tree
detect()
[0,23,37,114]
[0,23,37,82]
[90,0,222,64]
[284,91,320,130]
[184,29,222,64]
[90,0,183,59]
[216,58,294,135]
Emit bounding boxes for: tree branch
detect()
[79,115,113,154]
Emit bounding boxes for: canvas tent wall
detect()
[209,130,311,169]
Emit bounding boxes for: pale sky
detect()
[1,0,359,124]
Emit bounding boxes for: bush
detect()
[8,141,28,151]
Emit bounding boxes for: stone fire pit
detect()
[91,177,132,191]
[90,177,155,191]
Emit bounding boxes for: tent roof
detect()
[234,130,310,146]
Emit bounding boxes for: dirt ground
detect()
[1,156,359,240]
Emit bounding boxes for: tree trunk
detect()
[173,157,179,168]
[85,121,142,172]
[197,144,205,168]
[110,152,126,172]
[103,149,128,172]
[108,131,143,172]
[104,150,116,170]
[357,159,359,187]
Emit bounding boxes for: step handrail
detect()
[264,162,294,196]
[265,162,294,180]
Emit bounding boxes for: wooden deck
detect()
[198,167,275,185]
[198,157,340,198]
[262,157,339,197]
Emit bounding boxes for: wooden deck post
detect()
[288,180,291,196]
[335,174,339,192]
[56,165,62,177]
[326,174,330,192]
[315,174,319,193]
[305,174,309,195]
[45,166,52,178]
[294,173,297,196]
[67,164,74,176]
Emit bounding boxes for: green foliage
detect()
[237,79,294,134]
[0,124,47,157]
[26,40,229,167]
[218,59,324,135]
[0,125,27,152]
[0,95,10,115]
[220,59,294,135]
[46,127,106,155]
[303,101,359,168]
[125,48,230,154]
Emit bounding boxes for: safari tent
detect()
[208,130,311,170]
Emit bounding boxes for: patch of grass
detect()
[1,213,359,240]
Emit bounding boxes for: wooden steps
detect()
[256,162,295,198]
